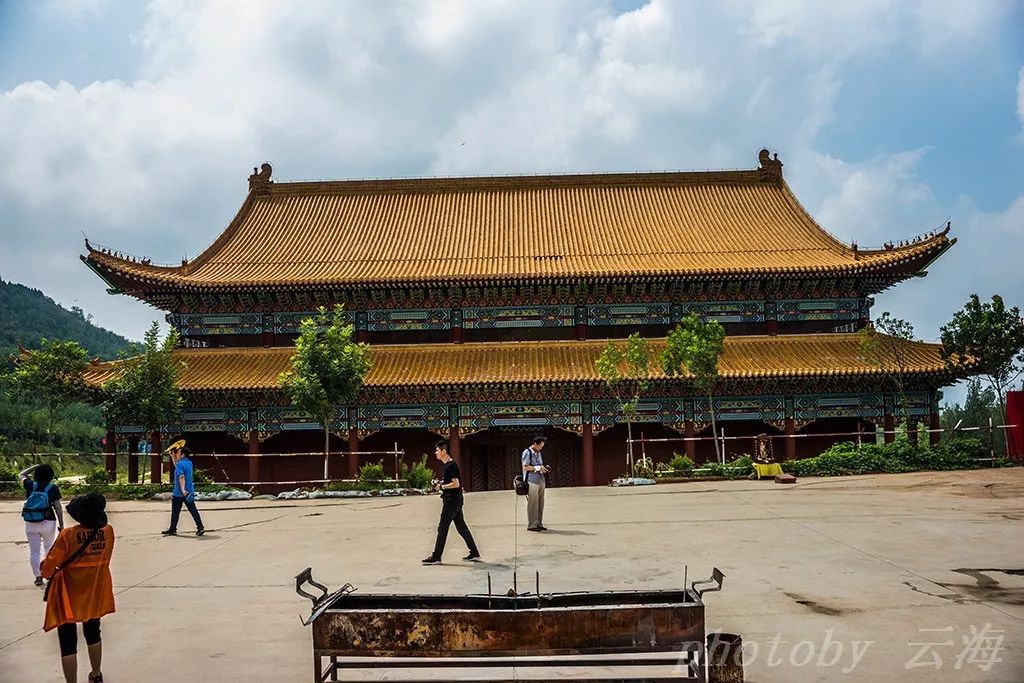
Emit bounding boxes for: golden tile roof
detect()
[83,153,953,291]
[82,333,951,391]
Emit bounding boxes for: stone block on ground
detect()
[775,473,797,484]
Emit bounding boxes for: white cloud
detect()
[0,0,1018,341]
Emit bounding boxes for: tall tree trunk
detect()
[996,382,1009,456]
[626,418,634,478]
[709,393,721,463]
[323,424,330,480]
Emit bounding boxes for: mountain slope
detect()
[0,278,137,359]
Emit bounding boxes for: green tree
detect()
[4,338,89,447]
[940,295,1024,438]
[595,332,652,477]
[278,306,371,460]
[102,323,185,444]
[941,379,1005,456]
[661,314,726,462]
[859,312,917,426]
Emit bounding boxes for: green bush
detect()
[0,462,17,492]
[192,467,214,486]
[83,466,111,486]
[633,457,655,479]
[669,453,695,475]
[784,439,996,478]
[399,456,434,490]
[357,461,387,483]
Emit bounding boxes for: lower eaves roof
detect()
[82,333,952,391]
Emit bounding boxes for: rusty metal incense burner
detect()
[296,567,729,681]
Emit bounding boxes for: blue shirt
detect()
[521,447,545,485]
[173,458,195,498]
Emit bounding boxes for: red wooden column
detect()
[784,417,797,461]
[684,420,696,460]
[449,424,463,475]
[582,422,595,486]
[104,428,117,482]
[929,411,941,447]
[883,413,895,444]
[908,419,919,445]
[127,436,140,484]
[248,429,261,485]
[347,428,360,478]
[149,431,163,484]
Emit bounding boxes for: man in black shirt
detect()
[423,440,480,564]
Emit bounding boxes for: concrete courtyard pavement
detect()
[1,469,1022,682]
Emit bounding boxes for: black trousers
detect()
[57,618,101,657]
[169,495,204,531]
[432,492,477,558]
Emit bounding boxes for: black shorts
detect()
[56,619,101,657]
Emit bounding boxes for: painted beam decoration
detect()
[588,303,671,326]
[357,404,450,432]
[256,406,347,437]
[162,408,249,434]
[672,301,765,324]
[462,305,574,329]
[367,309,450,332]
[172,313,262,336]
[459,401,583,431]
[888,391,932,418]
[694,396,786,423]
[591,399,686,428]
[776,298,860,322]
[794,393,884,421]
[273,310,354,335]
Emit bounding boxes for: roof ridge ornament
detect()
[757,149,783,182]
[248,162,273,195]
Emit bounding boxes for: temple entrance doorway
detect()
[463,427,580,491]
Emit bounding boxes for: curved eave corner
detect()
[80,254,123,295]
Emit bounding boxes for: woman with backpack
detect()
[19,463,64,586]
[41,492,115,683]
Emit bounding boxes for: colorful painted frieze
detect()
[366,309,450,332]
[776,298,861,322]
[459,401,583,430]
[672,301,765,324]
[462,305,574,329]
[357,404,450,432]
[794,393,885,421]
[693,395,785,423]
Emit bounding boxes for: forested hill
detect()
[0,278,137,359]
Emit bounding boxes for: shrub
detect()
[84,466,111,486]
[668,453,695,475]
[192,467,214,486]
[357,461,387,483]
[399,455,434,490]
[0,462,18,492]
[632,457,655,479]
[784,439,993,478]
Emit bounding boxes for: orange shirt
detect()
[40,524,115,631]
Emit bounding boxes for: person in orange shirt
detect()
[41,493,115,683]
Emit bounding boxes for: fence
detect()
[630,422,1018,467]
[1,447,406,490]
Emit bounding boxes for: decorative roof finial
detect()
[248,162,273,195]
[758,149,783,182]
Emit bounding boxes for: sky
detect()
[0,0,1022,402]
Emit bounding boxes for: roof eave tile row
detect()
[81,334,960,393]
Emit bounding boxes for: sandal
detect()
[88,673,103,682]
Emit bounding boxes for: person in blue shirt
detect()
[161,442,205,537]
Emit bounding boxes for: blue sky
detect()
[0,0,1022,402]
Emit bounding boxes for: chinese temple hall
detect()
[82,150,959,491]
